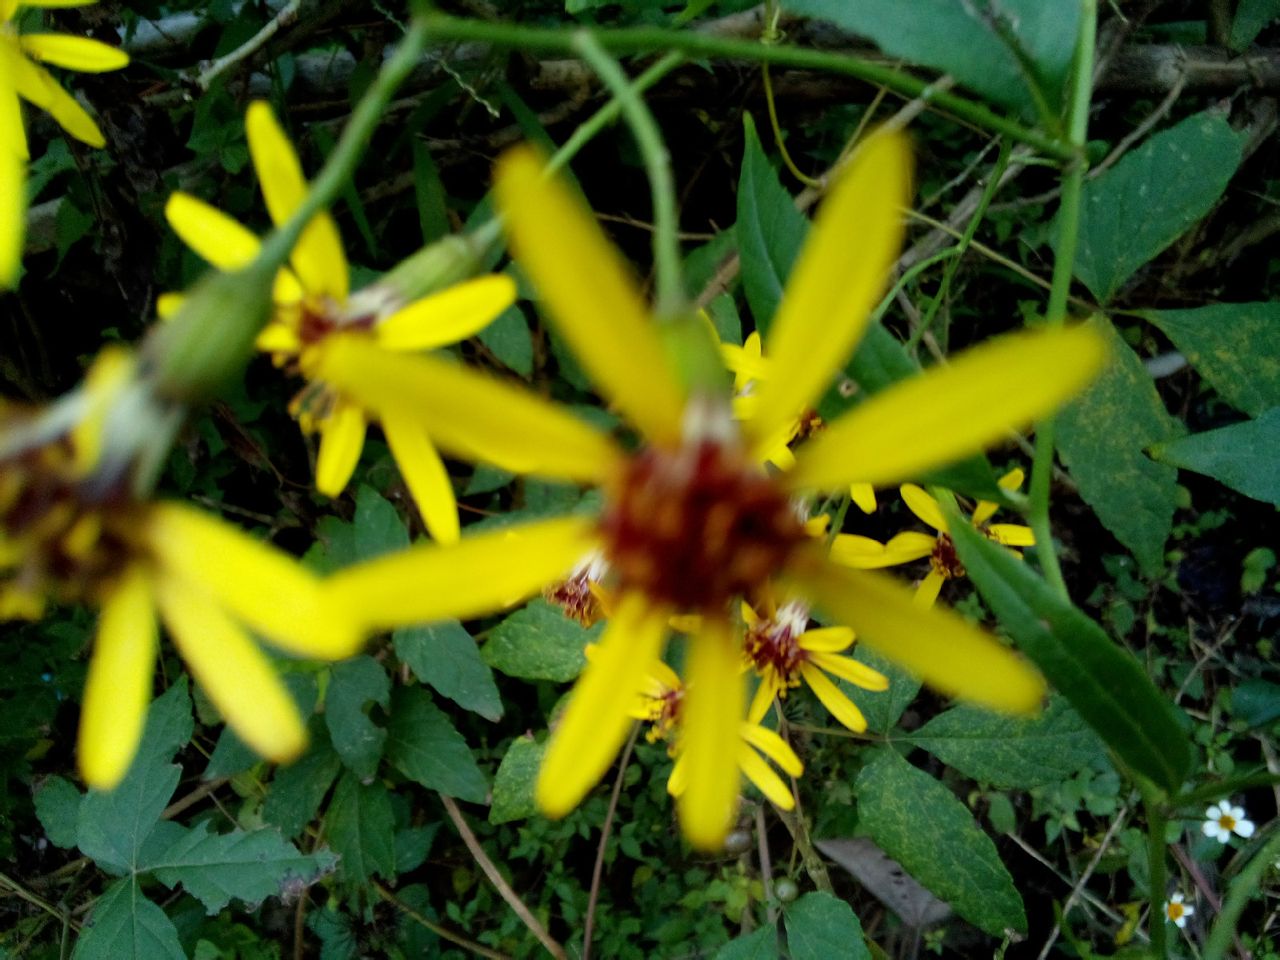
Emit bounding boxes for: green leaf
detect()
[34,776,82,849]
[1056,315,1182,573]
[1149,407,1280,506]
[1231,679,1280,729]
[263,722,343,839]
[385,687,488,803]
[905,696,1106,788]
[948,516,1192,793]
[787,0,1080,117]
[146,822,337,914]
[785,892,869,960]
[411,139,448,245]
[72,878,185,960]
[479,304,534,378]
[354,485,411,560]
[490,735,545,825]
[395,621,502,721]
[1071,110,1244,303]
[855,749,1025,936]
[847,646,920,735]
[203,726,259,780]
[324,655,390,780]
[714,927,778,960]
[1143,303,1280,416]
[325,772,395,888]
[1230,0,1280,50]
[483,598,599,682]
[394,824,439,874]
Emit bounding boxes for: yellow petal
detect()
[796,626,855,653]
[311,335,621,484]
[314,399,365,496]
[536,593,667,818]
[244,100,347,301]
[164,192,262,271]
[155,292,184,319]
[0,82,23,286]
[648,657,682,694]
[737,741,795,810]
[144,501,363,659]
[808,651,889,691]
[256,319,301,353]
[677,619,744,851]
[13,56,102,146]
[915,569,945,608]
[987,523,1035,547]
[800,662,868,732]
[999,467,1026,491]
[740,722,803,777]
[900,484,947,532]
[78,565,156,790]
[790,326,1107,491]
[797,560,1046,714]
[829,530,934,569]
[71,346,133,476]
[381,409,459,544]
[667,752,688,797]
[746,675,777,725]
[749,131,911,455]
[328,515,600,630]
[375,275,517,352]
[493,146,685,445]
[849,482,877,514]
[971,500,1000,526]
[19,34,128,72]
[154,571,306,763]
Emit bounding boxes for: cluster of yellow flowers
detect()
[0,6,1107,851]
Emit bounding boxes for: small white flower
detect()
[1202,800,1255,843]
[1165,892,1195,928]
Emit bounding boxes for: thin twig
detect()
[583,728,639,960]
[196,0,304,91]
[1036,805,1131,960]
[755,805,778,925]
[374,881,512,960]
[440,795,568,960]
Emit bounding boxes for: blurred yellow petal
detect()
[314,399,364,496]
[829,530,933,569]
[677,618,744,851]
[155,292,184,319]
[740,723,803,777]
[749,131,910,454]
[536,593,666,818]
[493,146,685,445]
[999,467,1026,491]
[382,409,459,545]
[915,569,945,608]
[145,501,363,659]
[790,326,1106,491]
[901,484,947,532]
[256,320,301,353]
[800,662,868,732]
[747,675,777,725]
[165,192,262,271]
[0,79,22,286]
[797,561,1046,714]
[668,752,688,797]
[329,515,599,630]
[849,482,877,514]
[154,572,306,763]
[796,626,855,653]
[13,56,103,146]
[987,523,1035,547]
[375,275,517,352]
[20,35,128,72]
[809,651,889,691]
[738,742,794,809]
[71,346,133,475]
[78,564,156,790]
[649,657,682,693]
[312,336,621,483]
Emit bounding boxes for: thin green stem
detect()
[419,13,1075,162]
[1203,826,1280,960]
[872,247,962,333]
[763,64,822,188]
[572,32,684,318]
[1141,785,1170,959]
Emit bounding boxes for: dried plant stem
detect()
[583,727,639,960]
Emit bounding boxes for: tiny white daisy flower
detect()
[1165,892,1194,928]
[1202,800,1255,843]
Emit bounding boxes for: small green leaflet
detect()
[385,687,488,802]
[324,655,390,780]
[714,926,778,960]
[325,771,396,888]
[785,892,870,960]
[1150,406,1280,507]
[490,735,544,825]
[395,620,503,720]
[483,598,598,682]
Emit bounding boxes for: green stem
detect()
[1141,783,1170,959]
[572,32,684,318]
[1028,0,1095,600]
[1203,826,1280,960]
[419,13,1075,162]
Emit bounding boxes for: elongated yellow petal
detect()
[0,75,23,286]
[154,572,306,763]
[381,409,459,544]
[829,530,934,569]
[329,515,600,630]
[314,399,365,496]
[536,593,667,818]
[915,569,945,608]
[809,651,889,691]
[256,320,301,354]
[155,292,183,319]
[738,742,795,809]
[801,662,869,732]
[13,56,102,146]
[144,501,363,659]
[971,500,1000,526]
[749,131,911,455]
[165,192,262,271]
[667,752,688,797]
[677,619,744,851]
[244,100,347,300]
[740,723,803,777]
[747,675,777,726]
[78,565,156,790]
[790,326,1107,491]
[20,34,128,72]
[311,335,621,483]
[797,560,1046,714]
[849,482,877,514]
[375,275,517,352]
[901,484,948,532]
[987,523,1035,547]
[796,626,855,653]
[493,146,685,445]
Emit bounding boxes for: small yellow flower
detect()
[163,101,515,544]
[1,0,128,149]
[0,349,363,790]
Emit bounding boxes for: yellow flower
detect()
[0,348,363,790]
[1,44,22,287]
[322,130,1105,849]
[163,101,515,544]
[1,0,128,150]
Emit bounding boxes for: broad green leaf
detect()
[395,621,503,721]
[847,646,920,736]
[72,878,185,960]
[263,721,343,839]
[1057,316,1182,573]
[1071,110,1244,303]
[714,927,779,960]
[483,598,599,682]
[1230,0,1280,50]
[34,776,82,849]
[325,771,395,888]
[1149,407,1280,506]
[385,687,488,803]
[787,0,1080,117]
[146,821,337,914]
[478,304,534,378]
[353,485,411,560]
[77,682,193,875]
[1143,303,1280,416]
[905,696,1106,788]
[785,892,869,960]
[324,655,390,780]
[948,515,1193,792]
[394,823,439,874]
[855,748,1025,936]
[1231,679,1280,729]
[490,735,544,825]
[203,726,259,780]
